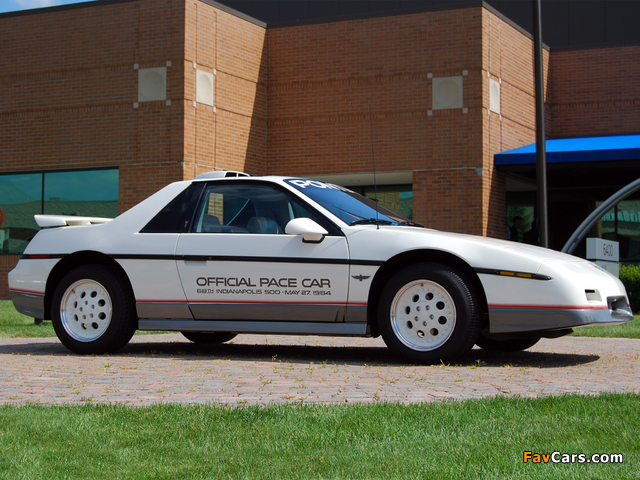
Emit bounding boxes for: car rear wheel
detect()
[52,265,137,354]
[476,335,540,352]
[378,262,481,364]
[181,332,238,344]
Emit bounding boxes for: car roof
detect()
[193,171,253,180]
[191,171,308,187]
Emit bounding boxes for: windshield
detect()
[285,179,413,226]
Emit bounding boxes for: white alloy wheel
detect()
[390,279,456,351]
[60,279,113,342]
[53,265,136,354]
[378,262,480,364]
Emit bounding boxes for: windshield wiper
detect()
[350,218,393,226]
[397,221,425,228]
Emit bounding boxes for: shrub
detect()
[619,264,640,313]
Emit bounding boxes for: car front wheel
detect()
[378,262,481,364]
[52,265,137,354]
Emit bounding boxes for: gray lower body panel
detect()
[137,302,368,324]
[136,302,193,320]
[9,290,45,319]
[189,303,345,322]
[489,305,634,334]
[138,319,369,336]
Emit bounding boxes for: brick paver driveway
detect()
[1,334,639,406]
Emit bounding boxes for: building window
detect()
[599,200,640,264]
[350,185,413,219]
[0,168,118,255]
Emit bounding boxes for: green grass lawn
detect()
[570,316,640,339]
[0,299,56,338]
[0,394,638,479]
[0,301,170,338]
[1,303,638,478]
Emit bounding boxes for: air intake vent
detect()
[585,290,601,302]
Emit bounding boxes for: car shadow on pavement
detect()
[468,348,600,369]
[0,338,600,368]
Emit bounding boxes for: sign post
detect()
[533,0,548,248]
[586,238,619,277]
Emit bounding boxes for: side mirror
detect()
[285,218,328,243]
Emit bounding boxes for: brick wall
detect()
[0,256,20,302]
[548,45,640,138]
[0,0,187,213]
[183,0,267,179]
[0,0,268,195]
[481,8,554,238]
[0,0,267,299]
[266,8,492,234]
[264,7,544,238]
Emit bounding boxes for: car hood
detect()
[345,225,587,274]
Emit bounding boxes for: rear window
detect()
[141,183,205,233]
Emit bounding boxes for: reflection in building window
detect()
[599,200,640,264]
[0,168,118,255]
[0,173,42,255]
[350,184,413,219]
[44,170,119,218]
[507,205,535,243]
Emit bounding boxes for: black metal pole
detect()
[533,0,549,248]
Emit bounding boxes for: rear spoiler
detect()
[35,215,113,227]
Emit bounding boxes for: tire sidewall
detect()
[378,262,480,364]
[52,265,136,354]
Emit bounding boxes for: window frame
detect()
[189,180,344,237]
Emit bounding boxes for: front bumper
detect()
[489,298,633,334]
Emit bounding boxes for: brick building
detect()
[1,0,639,299]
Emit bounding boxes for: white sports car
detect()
[8,172,633,363]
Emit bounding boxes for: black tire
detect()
[476,335,540,352]
[51,265,137,354]
[377,262,481,364]
[181,331,238,344]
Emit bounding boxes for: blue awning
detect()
[494,134,640,166]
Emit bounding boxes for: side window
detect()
[194,183,288,234]
[141,183,205,233]
[192,182,341,235]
